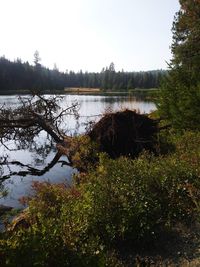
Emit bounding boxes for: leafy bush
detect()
[1,131,200,266]
[79,152,199,243]
[1,182,123,267]
[63,135,99,171]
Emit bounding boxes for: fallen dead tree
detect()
[55,109,159,172]
[0,94,160,177]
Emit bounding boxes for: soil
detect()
[117,223,200,266]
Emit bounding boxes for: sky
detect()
[0,0,180,72]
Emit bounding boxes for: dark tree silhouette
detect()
[0,56,166,93]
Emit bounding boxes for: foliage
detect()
[0,57,166,93]
[64,135,100,171]
[1,131,200,266]
[158,71,200,129]
[79,150,199,243]
[171,0,200,77]
[157,0,200,130]
[0,182,123,267]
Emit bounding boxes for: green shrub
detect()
[157,71,200,130]
[1,182,124,266]
[64,135,99,171]
[79,152,199,243]
[1,131,200,266]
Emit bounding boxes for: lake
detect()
[0,94,156,209]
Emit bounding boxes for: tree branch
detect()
[0,152,72,181]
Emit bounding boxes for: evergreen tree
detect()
[127,77,134,90]
[158,0,200,129]
[0,58,165,93]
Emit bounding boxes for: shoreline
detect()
[0,88,159,96]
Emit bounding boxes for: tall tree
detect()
[171,0,200,78]
[158,0,200,129]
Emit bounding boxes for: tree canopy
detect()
[0,57,165,93]
[158,0,200,129]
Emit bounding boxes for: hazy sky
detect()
[0,0,180,72]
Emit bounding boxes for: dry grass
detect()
[64,87,101,92]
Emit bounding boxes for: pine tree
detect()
[158,0,200,129]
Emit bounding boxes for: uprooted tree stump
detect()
[88,109,159,158]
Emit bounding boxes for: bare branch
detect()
[0,94,79,148]
[0,152,72,181]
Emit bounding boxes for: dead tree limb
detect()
[0,152,72,181]
[0,94,79,148]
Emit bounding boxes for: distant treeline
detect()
[0,57,166,92]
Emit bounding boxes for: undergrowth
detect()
[1,130,200,266]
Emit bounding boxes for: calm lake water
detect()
[0,94,156,209]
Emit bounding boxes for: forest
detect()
[0,56,165,92]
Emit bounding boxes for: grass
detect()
[129,87,159,92]
[64,87,101,93]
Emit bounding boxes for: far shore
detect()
[0,87,159,96]
[64,87,101,93]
